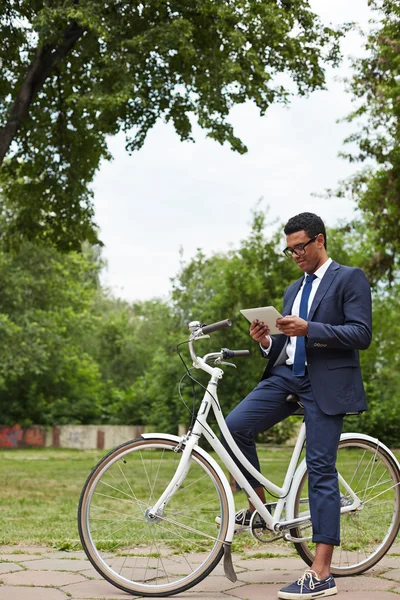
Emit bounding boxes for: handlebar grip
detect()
[232,349,251,357]
[222,348,251,359]
[201,319,232,335]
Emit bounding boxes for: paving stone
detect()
[380,568,400,582]
[0,544,397,599]
[0,562,24,574]
[183,588,242,600]
[329,593,395,600]
[186,575,245,593]
[238,546,296,557]
[234,557,305,571]
[0,587,68,600]
[362,565,388,575]
[62,579,137,598]
[378,556,400,568]
[2,570,87,586]
[20,558,90,571]
[0,545,46,554]
[0,554,45,562]
[176,556,246,574]
[236,569,299,584]
[228,582,285,600]
[79,568,105,580]
[337,575,395,592]
[43,551,87,559]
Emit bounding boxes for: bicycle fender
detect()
[140,433,237,543]
[285,432,400,522]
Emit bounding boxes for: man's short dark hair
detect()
[284,212,327,249]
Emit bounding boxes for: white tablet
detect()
[240,306,283,335]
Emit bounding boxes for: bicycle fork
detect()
[146,434,197,521]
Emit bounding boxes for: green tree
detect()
[88,295,177,390]
[0,242,106,425]
[87,293,182,428]
[334,0,400,285]
[0,0,343,248]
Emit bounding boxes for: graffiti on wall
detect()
[0,425,45,448]
[0,425,23,448]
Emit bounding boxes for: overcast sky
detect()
[92,0,372,303]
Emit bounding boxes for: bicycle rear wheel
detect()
[78,436,229,596]
[292,437,400,576]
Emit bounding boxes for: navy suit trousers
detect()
[223,364,344,546]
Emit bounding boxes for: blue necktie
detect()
[292,274,317,377]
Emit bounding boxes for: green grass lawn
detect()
[0,447,107,548]
[1,443,400,555]
[0,445,292,550]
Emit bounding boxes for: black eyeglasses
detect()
[283,235,319,258]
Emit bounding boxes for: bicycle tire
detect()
[78,435,229,596]
[292,437,400,576]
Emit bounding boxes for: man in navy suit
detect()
[224,212,372,599]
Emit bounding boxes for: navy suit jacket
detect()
[261,260,372,415]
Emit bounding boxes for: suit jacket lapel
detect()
[308,260,340,321]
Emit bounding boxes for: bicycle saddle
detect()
[286,393,299,404]
[286,393,304,416]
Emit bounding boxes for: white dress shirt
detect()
[260,257,332,365]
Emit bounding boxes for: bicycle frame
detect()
[146,338,381,546]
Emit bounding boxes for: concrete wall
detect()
[0,424,146,450]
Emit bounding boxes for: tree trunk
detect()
[0,21,85,166]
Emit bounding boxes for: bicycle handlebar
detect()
[221,348,250,358]
[187,318,250,370]
[201,319,232,335]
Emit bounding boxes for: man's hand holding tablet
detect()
[240,306,283,349]
[249,320,271,349]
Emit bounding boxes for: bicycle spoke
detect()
[93,488,146,510]
[117,459,143,506]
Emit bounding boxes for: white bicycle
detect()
[78,319,400,597]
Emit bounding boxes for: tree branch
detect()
[0,21,85,166]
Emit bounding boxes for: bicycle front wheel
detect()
[292,437,400,576]
[78,436,229,597]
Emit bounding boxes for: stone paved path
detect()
[0,543,399,599]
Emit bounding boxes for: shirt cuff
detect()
[259,336,272,356]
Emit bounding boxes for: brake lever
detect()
[214,358,237,368]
